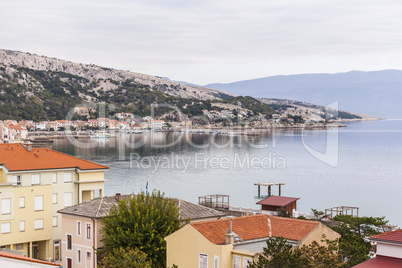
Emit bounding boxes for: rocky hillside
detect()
[0,49,233,101]
[0,49,241,121]
[259,98,381,121]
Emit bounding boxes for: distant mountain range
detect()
[205,70,402,117]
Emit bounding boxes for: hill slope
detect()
[205,70,402,117]
[0,50,276,121]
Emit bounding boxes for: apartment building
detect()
[0,143,108,263]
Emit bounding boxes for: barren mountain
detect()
[0,49,234,101]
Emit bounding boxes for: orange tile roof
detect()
[0,143,108,171]
[371,229,402,243]
[0,250,60,266]
[190,214,319,245]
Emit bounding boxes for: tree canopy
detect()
[331,215,388,267]
[100,191,181,268]
[98,247,152,268]
[249,236,346,268]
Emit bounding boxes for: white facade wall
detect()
[376,242,402,259]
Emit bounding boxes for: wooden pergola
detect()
[254,182,285,197]
[325,206,359,219]
[198,194,229,209]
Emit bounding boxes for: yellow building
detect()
[165,214,341,268]
[0,143,108,263]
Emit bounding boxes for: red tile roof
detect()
[256,196,300,207]
[0,143,108,171]
[190,214,319,245]
[371,229,402,243]
[0,251,60,266]
[353,255,402,268]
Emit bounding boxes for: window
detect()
[214,256,219,268]
[52,216,58,227]
[77,249,81,264]
[54,241,60,261]
[34,219,44,230]
[52,173,57,183]
[233,255,241,268]
[35,195,44,211]
[20,221,25,232]
[52,193,58,204]
[1,222,11,234]
[67,234,72,250]
[16,243,23,250]
[64,192,73,207]
[1,198,11,214]
[199,253,208,268]
[31,174,40,185]
[12,175,21,186]
[243,257,252,268]
[19,197,25,208]
[64,172,72,182]
[86,223,91,240]
[77,221,81,236]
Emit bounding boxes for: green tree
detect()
[249,237,309,268]
[249,237,346,268]
[100,191,181,268]
[311,208,329,222]
[300,239,346,268]
[98,247,152,268]
[331,215,387,267]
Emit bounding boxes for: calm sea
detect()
[52,119,402,225]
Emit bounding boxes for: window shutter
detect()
[35,196,44,211]
[64,172,72,182]
[233,255,241,268]
[19,197,25,208]
[1,198,11,214]
[32,174,40,185]
[52,216,58,227]
[1,222,11,233]
[20,221,25,232]
[35,219,44,229]
[64,192,73,207]
[243,257,252,268]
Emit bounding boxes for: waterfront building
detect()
[165,214,341,268]
[0,143,108,263]
[58,194,225,268]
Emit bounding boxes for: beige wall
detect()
[0,167,105,262]
[61,214,98,268]
[165,224,233,268]
[0,184,52,259]
[300,222,341,247]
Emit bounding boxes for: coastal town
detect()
[0,105,350,144]
[0,143,398,267]
[0,0,398,265]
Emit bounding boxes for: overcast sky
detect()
[1,0,402,84]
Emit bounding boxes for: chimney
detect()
[115,193,121,201]
[225,219,235,245]
[23,141,32,152]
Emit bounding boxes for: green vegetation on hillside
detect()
[0,67,270,121]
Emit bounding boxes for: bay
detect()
[52,119,402,225]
